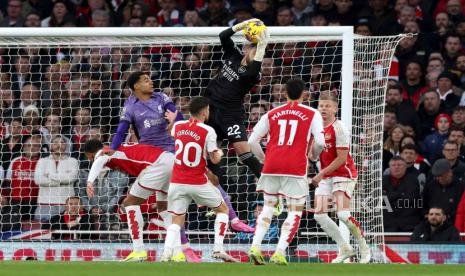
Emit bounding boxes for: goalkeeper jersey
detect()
[204,27,261,112]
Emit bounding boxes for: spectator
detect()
[5,135,40,221]
[23,11,41,27]
[357,0,396,35]
[354,21,372,36]
[0,194,21,233]
[246,104,266,133]
[199,0,232,26]
[68,107,91,159]
[91,9,111,27]
[42,196,94,240]
[417,90,445,137]
[443,34,464,69]
[383,106,398,141]
[434,12,452,38]
[143,15,159,27]
[399,144,429,189]
[275,6,294,26]
[157,0,182,27]
[426,57,445,74]
[252,0,274,26]
[229,3,254,27]
[182,10,206,27]
[0,0,23,27]
[436,71,461,113]
[383,156,422,232]
[41,0,74,27]
[291,0,313,26]
[0,118,23,171]
[423,113,451,162]
[401,60,428,110]
[423,158,465,224]
[385,84,422,138]
[448,126,465,161]
[411,206,461,242]
[446,0,465,24]
[41,112,72,155]
[234,201,279,241]
[440,140,465,181]
[455,54,465,88]
[76,0,115,27]
[21,105,42,135]
[127,16,142,27]
[384,124,406,156]
[21,0,53,19]
[334,0,356,26]
[34,135,79,222]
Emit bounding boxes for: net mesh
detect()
[0,32,403,262]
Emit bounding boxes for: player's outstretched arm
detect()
[86,155,110,198]
[110,120,130,150]
[220,18,261,58]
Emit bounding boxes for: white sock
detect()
[314,213,347,247]
[276,211,301,255]
[251,205,275,248]
[125,205,145,252]
[159,210,172,228]
[337,210,365,242]
[164,224,181,256]
[214,213,229,252]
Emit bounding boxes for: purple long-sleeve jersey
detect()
[111,91,183,152]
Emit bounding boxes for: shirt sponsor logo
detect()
[238,66,246,73]
[144,119,151,128]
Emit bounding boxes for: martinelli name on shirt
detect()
[271,109,309,121]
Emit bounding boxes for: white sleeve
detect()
[206,128,219,153]
[0,166,4,183]
[310,111,325,158]
[171,121,179,137]
[34,158,59,187]
[334,120,350,148]
[460,93,465,106]
[5,162,12,180]
[87,155,110,184]
[248,114,270,162]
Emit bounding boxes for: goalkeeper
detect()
[203,19,269,179]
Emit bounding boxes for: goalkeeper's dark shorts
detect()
[207,105,248,143]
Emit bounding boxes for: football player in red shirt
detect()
[247,79,325,265]
[312,94,370,263]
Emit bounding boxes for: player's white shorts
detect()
[256,175,308,199]
[129,152,174,201]
[314,176,357,199]
[167,182,223,215]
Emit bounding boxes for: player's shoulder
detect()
[153,90,172,103]
[331,119,349,133]
[196,122,216,135]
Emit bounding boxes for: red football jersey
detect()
[253,102,324,177]
[320,119,358,179]
[6,156,39,201]
[88,144,165,184]
[170,119,218,185]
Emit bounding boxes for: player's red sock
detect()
[125,205,145,252]
[214,213,229,252]
[276,211,301,255]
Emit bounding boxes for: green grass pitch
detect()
[0,262,464,276]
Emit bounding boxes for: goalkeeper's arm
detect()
[220,18,262,58]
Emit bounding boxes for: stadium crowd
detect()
[0,0,464,244]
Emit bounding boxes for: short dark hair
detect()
[384,105,397,115]
[429,206,446,216]
[443,139,459,149]
[449,125,464,133]
[83,139,103,153]
[400,143,418,154]
[387,84,402,93]
[127,71,147,90]
[389,155,406,163]
[285,78,305,100]
[189,96,209,116]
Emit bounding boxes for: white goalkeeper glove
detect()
[232,18,261,32]
[254,28,269,62]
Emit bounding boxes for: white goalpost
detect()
[0,27,403,262]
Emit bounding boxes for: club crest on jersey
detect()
[238,66,246,73]
[325,133,332,140]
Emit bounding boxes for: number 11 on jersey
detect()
[278,119,298,146]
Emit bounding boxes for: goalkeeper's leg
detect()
[334,190,371,264]
[234,141,263,178]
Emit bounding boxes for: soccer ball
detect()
[243,20,267,44]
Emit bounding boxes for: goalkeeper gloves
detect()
[232,18,261,33]
[254,28,269,62]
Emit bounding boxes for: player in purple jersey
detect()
[110,71,253,262]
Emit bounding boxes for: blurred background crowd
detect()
[0,0,464,243]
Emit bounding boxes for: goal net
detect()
[0,27,402,262]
